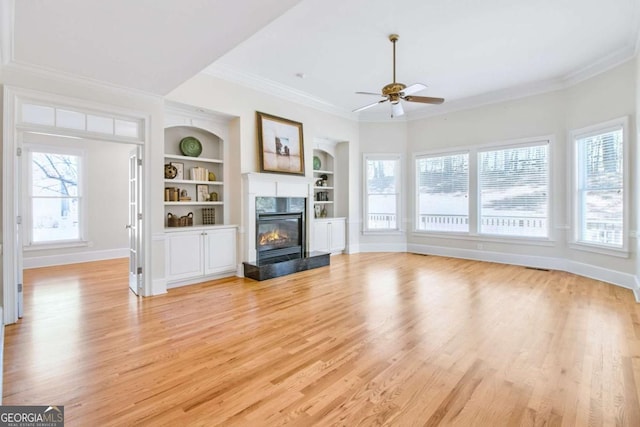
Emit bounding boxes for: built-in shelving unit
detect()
[312,149,335,218]
[163,117,225,229]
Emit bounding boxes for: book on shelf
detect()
[190,167,209,181]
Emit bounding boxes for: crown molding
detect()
[205,44,637,125]
[2,61,163,101]
[201,63,356,121]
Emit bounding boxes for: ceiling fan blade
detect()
[401,83,427,96]
[391,102,404,118]
[353,99,388,113]
[404,95,445,104]
[356,91,383,96]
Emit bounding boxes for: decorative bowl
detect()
[179,136,203,157]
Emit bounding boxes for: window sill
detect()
[24,240,90,251]
[568,242,629,258]
[362,230,404,236]
[411,231,556,247]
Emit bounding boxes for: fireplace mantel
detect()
[242,173,314,263]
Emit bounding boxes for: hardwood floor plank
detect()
[4,254,640,425]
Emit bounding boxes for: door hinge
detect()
[17,283,22,292]
[16,216,22,225]
[137,158,142,166]
[138,213,143,220]
[16,147,22,156]
[137,267,143,275]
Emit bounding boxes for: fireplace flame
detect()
[259,229,290,246]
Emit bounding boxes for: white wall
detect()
[22,133,131,268]
[166,74,360,260]
[402,59,637,287]
[357,120,408,252]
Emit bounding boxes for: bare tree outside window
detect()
[31,152,80,243]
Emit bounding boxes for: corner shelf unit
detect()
[312,150,335,218]
[164,125,225,229]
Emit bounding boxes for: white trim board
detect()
[23,248,128,269]
[407,243,638,294]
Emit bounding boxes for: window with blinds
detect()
[364,155,401,231]
[416,152,469,232]
[575,127,624,247]
[478,142,549,237]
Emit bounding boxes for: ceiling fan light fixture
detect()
[353,34,444,116]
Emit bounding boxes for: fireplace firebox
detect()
[255,197,305,264]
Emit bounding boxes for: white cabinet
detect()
[165,227,237,287]
[313,218,346,254]
[204,227,236,275]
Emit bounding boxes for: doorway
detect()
[3,88,150,324]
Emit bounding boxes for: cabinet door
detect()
[166,231,204,281]
[329,219,346,252]
[313,221,330,252]
[204,228,237,275]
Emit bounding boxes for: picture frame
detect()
[170,162,184,180]
[196,184,209,202]
[256,111,305,175]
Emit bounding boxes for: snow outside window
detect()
[416,152,469,232]
[27,149,84,245]
[575,126,625,249]
[364,155,401,232]
[478,143,549,238]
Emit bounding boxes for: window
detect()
[27,147,84,245]
[416,152,469,232]
[478,143,549,237]
[364,154,401,231]
[573,119,627,250]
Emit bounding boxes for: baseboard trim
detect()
[166,270,237,289]
[407,243,638,294]
[23,248,129,269]
[358,242,407,253]
[151,279,168,296]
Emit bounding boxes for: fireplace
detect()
[242,175,330,281]
[255,197,305,264]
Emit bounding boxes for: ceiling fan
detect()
[353,34,444,118]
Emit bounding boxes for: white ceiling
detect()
[7,0,640,120]
[204,0,640,120]
[10,0,302,94]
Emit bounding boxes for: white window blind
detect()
[576,128,623,247]
[479,143,549,237]
[416,152,469,232]
[364,155,400,231]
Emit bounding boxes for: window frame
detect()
[363,153,403,234]
[570,117,629,256]
[413,136,553,243]
[414,149,470,234]
[477,140,551,239]
[24,143,88,249]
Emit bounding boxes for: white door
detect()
[329,219,346,252]
[313,220,330,252]
[128,148,143,295]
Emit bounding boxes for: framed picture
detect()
[256,111,305,175]
[170,162,184,180]
[196,184,209,202]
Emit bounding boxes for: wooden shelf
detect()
[165,154,223,163]
[165,179,223,185]
[164,201,224,206]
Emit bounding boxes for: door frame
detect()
[2,86,152,324]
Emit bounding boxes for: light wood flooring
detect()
[4,253,640,426]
